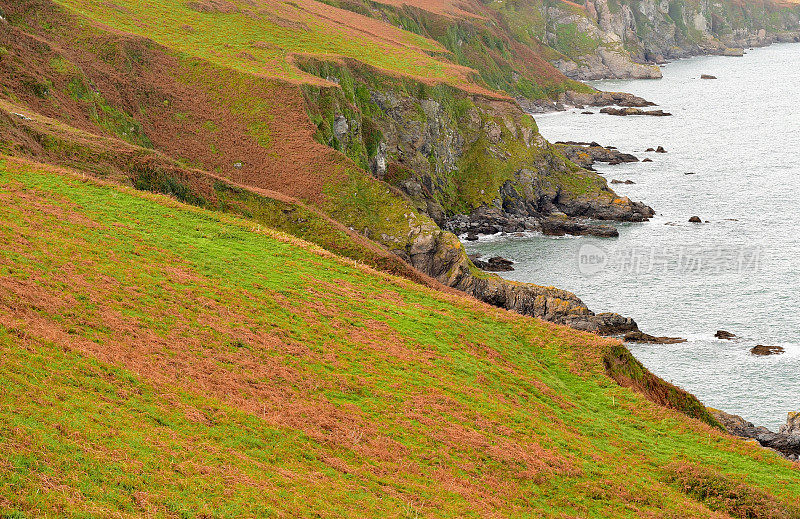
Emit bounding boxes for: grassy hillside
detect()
[1,156,799,517]
[1,0,655,333]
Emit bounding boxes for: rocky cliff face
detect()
[546,0,800,80]
[299,59,648,333]
[301,59,652,229]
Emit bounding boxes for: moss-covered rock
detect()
[299,57,653,236]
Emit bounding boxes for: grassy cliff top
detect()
[1,155,799,517]
[47,0,497,93]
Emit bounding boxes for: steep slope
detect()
[0,0,650,332]
[2,156,799,517]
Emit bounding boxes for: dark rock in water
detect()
[623,331,687,344]
[655,146,667,153]
[610,179,636,184]
[465,232,479,241]
[642,158,653,163]
[711,409,800,458]
[566,312,639,335]
[751,344,784,356]
[558,91,656,110]
[689,216,702,223]
[473,256,515,272]
[721,47,744,57]
[779,412,800,436]
[600,107,672,117]
[581,111,594,115]
[645,148,655,152]
[684,172,696,175]
[701,74,718,79]
[715,330,736,340]
[541,217,619,238]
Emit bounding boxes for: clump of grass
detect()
[665,461,800,519]
[603,344,721,428]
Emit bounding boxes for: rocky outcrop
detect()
[600,107,671,117]
[402,225,638,334]
[779,412,800,436]
[624,331,687,344]
[470,255,514,272]
[540,216,619,238]
[711,409,800,460]
[443,206,626,239]
[555,141,638,170]
[544,0,663,80]
[518,90,657,113]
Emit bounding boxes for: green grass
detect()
[50,0,459,85]
[1,156,799,517]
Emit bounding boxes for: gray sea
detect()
[465,43,800,430]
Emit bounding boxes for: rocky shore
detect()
[711,409,800,461]
[517,90,655,114]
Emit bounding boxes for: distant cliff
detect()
[540,0,800,80]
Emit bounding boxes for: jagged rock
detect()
[623,331,687,344]
[560,91,656,109]
[721,48,744,57]
[715,330,736,340]
[689,216,702,223]
[541,217,619,238]
[751,344,784,356]
[473,256,514,272]
[333,115,349,142]
[600,107,672,117]
[610,179,635,184]
[779,412,800,436]
[700,74,717,79]
[566,312,639,335]
[656,146,667,153]
[555,141,638,169]
[553,44,662,80]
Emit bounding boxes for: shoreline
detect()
[488,41,797,438]
[522,39,800,115]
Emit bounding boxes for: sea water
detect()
[465,43,800,429]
